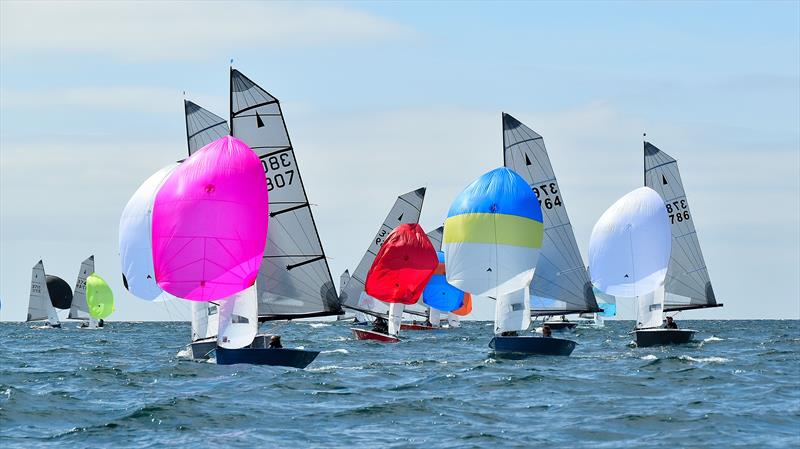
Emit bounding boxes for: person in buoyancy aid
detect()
[372,316,389,334]
[664,316,678,329]
[268,335,283,349]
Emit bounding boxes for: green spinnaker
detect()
[86,273,114,319]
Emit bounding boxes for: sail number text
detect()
[262,154,295,192]
[532,183,562,210]
[666,200,690,224]
[375,229,388,246]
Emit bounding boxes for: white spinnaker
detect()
[69,255,94,319]
[636,284,666,329]
[494,288,532,334]
[502,113,599,316]
[588,187,671,298]
[119,164,177,300]
[217,284,258,349]
[445,241,538,298]
[644,142,719,311]
[27,260,55,323]
[191,301,219,342]
[339,188,426,315]
[388,302,404,336]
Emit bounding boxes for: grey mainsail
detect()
[644,142,721,311]
[427,226,443,252]
[27,260,52,322]
[503,113,600,316]
[184,100,229,155]
[68,255,94,319]
[230,69,341,320]
[338,188,427,317]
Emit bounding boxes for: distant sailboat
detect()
[337,188,427,340]
[502,113,600,331]
[26,260,69,328]
[69,255,102,329]
[417,226,470,330]
[644,142,722,313]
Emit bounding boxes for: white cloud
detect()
[0,1,412,62]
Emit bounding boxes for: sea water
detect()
[1,320,798,448]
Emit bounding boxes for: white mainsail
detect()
[191,301,219,342]
[185,100,229,155]
[230,69,341,320]
[69,255,94,320]
[644,142,721,311]
[338,188,427,318]
[27,260,58,325]
[503,113,600,317]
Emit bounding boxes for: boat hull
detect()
[351,328,400,343]
[543,321,577,331]
[635,329,695,347]
[189,339,217,360]
[400,323,437,331]
[489,336,576,356]
[215,346,320,369]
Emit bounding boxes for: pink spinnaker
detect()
[152,136,268,301]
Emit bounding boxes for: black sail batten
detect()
[338,188,426,317]
[502,113,600,317]
[230,68,341,319]
[184,100,230,155]
[644,142,721,311]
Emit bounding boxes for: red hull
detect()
[351,328,400,343]
[400,323,436,331]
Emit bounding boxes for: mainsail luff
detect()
[68,255,94,319]
[338,188,427,318]
[644,142,721,311]
[184,100,230,155]
[502,113,600,316]
[230,68,341,320]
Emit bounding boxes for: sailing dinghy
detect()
[26,260,71,328]
[69,255,103,329]
[213,69,343,368]
[337,188,427,342]
[588,187,692,347]
[502,113,600,337]
[639,142,722,346]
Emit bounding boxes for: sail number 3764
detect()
[532,183,562,210]
[261,154,295,192]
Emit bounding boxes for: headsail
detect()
[184,100,229,155]
[230,69,340,320]
[503,113,600,316]
[69,255,94,319]
[644,142,721,311]
[338,188,426,317]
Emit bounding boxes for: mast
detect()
[643,142,723,312]
[230,69,341,321]
[502,112,600,317]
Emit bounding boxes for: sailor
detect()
[98,319,104,328]
[424,318,432,327]
[372,317,388,334]
[500,330,518,336]
[560,315,568,322]
[664,316,678,329]
[542,325,552,337]
[268,335,283,349]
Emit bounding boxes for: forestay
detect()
[338,188,426,317]
[644,142,720,311]
[185,100,230,155]
[502,113,599,316]
[230,69,340,320]
[69,255,94,319]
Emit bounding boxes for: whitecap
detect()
[175,347,191,359]
[641,354,658,361]
[321,348,349,354]
[680,355,730,363]
[703,336,724,343]
[308,323,330,328]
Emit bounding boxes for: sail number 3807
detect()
[532,183,562,210]
[261,154,295,192]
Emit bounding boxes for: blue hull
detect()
[489,336,576,356]
[215,346,320,369]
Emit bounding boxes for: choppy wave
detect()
[0,320,797,449]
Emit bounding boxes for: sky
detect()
[1,1,798,321]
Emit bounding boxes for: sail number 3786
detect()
[532,183,562,210]
[666,200,690,224]
[261,154,295,192]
